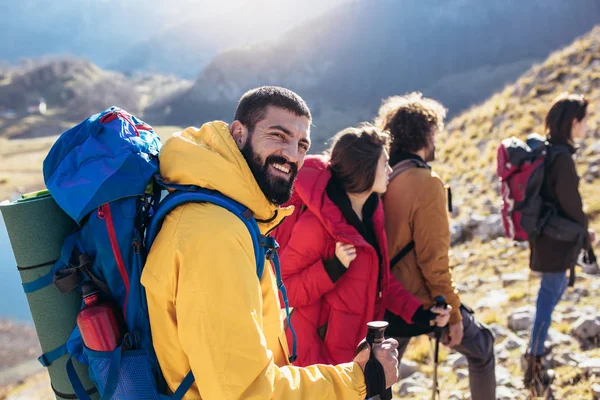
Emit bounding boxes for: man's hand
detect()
[430,304,451,328]
[354,338,400,388]
[443,321,464,347]
[589,229,596,245]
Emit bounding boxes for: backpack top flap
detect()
[43,107,161,224]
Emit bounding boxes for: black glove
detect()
[411,305,437,328]
[383,307,435,338]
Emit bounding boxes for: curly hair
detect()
[374,92,447,156]
[328,123,390,193]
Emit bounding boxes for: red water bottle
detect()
[77,282,125,351]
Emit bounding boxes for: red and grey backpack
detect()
[496,133,569,241]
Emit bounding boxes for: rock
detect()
[502,334,527,351]
[496,365,523,388]
[449,390,465,400]
[455,283,471,293]
[571,316,600,340]
[475,289,508,309]
[497,385,521,400]
[495,345,510,362]
[582,262,600,275]
[581,306,598,315]
[562,311,584,323]
[489,323,509,340]
[501,272,528,286]
[406,385,429,395]
[584,165,600,182]
[396,372,431,396]
[550,351,587,368]
[399,359,418,379]
[546,328,575,347]
[455,368,469,381]
[580,358,600,375]
[472,214,506,242]
[592,383,600,400]
[398,379,419,396]
[447,353,468,370]
[450,222,467,246]
[508,306,535,332]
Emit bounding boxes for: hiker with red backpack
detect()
[375,93,496,400]
[273,125,450,368]
[498,93,594,393]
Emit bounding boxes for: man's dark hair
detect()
[374,92,446,156]
[545,92,588,142]
[328,124,390,194]
[234,86,312,133]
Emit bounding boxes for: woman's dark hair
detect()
[545,92,588,142]
[328,124,389,194]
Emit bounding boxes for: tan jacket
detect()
[383,161,462,324]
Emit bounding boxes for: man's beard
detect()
[240,142,298,206]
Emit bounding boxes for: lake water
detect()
[0,216,33,322]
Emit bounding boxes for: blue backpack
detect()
[25,106,296,399]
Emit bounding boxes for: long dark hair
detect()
[545,92,588,143]
[328,124,389,194]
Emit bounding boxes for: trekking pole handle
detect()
[364,321,392,400]
[433,296,447,339]
[366,321,388,345]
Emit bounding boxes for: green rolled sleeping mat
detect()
[0,189,99,399]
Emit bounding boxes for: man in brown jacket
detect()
[375,92,496,400]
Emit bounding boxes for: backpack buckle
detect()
[260,236,280,260]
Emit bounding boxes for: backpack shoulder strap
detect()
[389,158,429,182]
[388,158,430,267]
[146,187,265,279]
[390,241,415,269]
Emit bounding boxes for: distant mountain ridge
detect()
[148,0,600,150]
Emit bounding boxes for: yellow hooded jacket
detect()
[140,122,367,399]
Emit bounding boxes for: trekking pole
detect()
[431,295,447,400]
[357,321,393,400]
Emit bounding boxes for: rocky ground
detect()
[394,235,600,400]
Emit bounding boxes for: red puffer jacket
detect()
[274,155,422,366]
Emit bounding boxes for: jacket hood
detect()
[159,121,293,231]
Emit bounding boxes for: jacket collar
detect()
[390,150,430,168]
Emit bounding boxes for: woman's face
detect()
[371,149,392,195]
[572,114,588,139]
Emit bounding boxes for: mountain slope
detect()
[149,0,600,150]
[0,57,192,134]
[0,0,348,78]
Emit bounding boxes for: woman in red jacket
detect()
[275,125,450,366]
